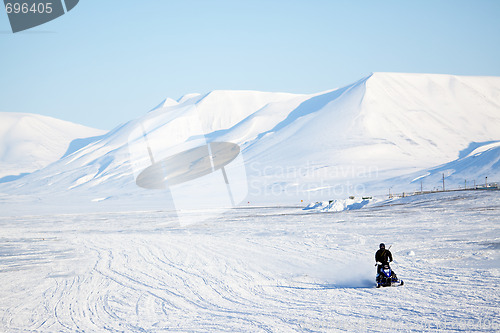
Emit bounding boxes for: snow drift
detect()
[304,197,373,212]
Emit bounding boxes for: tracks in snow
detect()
[1,192,499,332]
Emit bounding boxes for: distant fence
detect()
[389,182,499,199]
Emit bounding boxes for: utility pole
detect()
[465,179,467,190]
[486,176,488,188]
[442,173,445,192]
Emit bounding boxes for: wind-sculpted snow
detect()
[1,191,499,332]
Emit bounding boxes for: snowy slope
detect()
[0,73,499,211]
[384,140,500,194]
[241,73,500,195]
[0,112,106,179]
[0,90,309,202]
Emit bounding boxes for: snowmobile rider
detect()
[375,243,393,275]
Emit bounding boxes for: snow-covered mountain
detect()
[1,73,499,212]
[0,112,106,179]
[386,140,500,194]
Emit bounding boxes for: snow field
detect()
[0,191,499,332]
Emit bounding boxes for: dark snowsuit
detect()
[375,248,393,275]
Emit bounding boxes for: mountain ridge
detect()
[0,112,106,178]
[1,72,499,211]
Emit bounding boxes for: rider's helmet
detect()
[379,243,385,249]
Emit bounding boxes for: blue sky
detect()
[1,0,499,129]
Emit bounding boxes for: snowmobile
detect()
[376,263,404,288]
